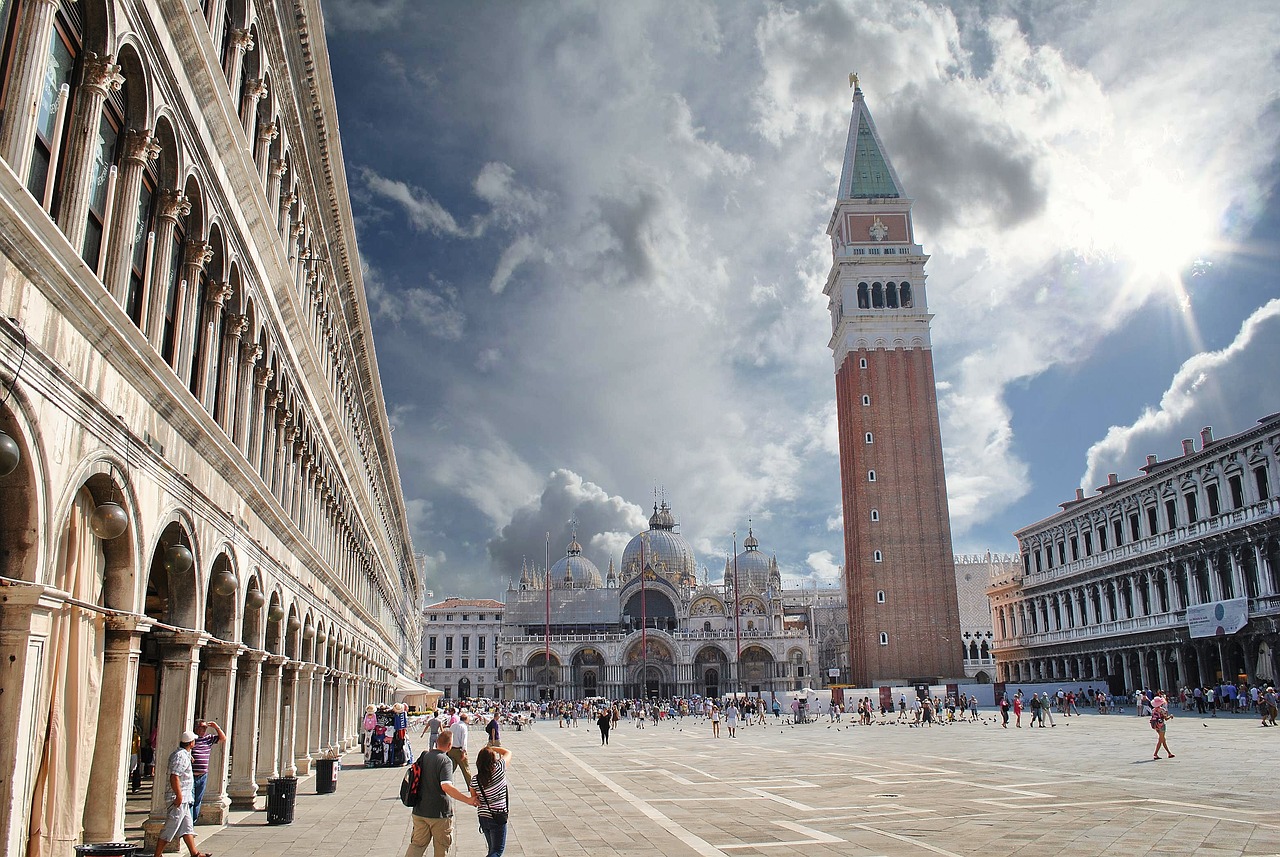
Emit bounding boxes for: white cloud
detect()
[1081,300,1280,489]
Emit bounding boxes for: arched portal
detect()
[739,645,775,694]
[526,652,561,701]
[623,588,677,632]
[624,638,675,699]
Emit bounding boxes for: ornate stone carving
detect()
[244,78,268,102]
[242,342,264,365]
[207,280,234,308]
[83,53,125,96]
[271,158,289,179]
[226,313,250,337]
[229,28,256,53]
[184,239,214,269]
[121,128,161,164]
[258,121,279,143]
[157,189,192,222]
[254,364,274,387]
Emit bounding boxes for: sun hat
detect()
[180,730,198,743]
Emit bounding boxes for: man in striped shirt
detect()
[190,719,225,823]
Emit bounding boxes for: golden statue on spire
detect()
[849,72,859,89]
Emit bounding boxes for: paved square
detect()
[199,710,1280,857]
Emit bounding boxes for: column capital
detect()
[238,649,269,665]
[267,389,286,410]
[258,120,279,143]
[254,364,274,387]
[184,239,214,269]
[265,654,290,667]
[157,189,191,223]
[291,221,306,240]
[153,629,206,653]
[206,280,234,309]
[228,27,255,52]
[240,340,263,365]
[270,157,289,179]
[82,52,125,97]
[105,613,151,634]
[203,641,247,662]
[279,190,297,212]
[226,312,250,338]
[122,128,161,165]
[244,77,268,102]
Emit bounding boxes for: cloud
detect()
[487,470,650,581]
[1081,300,1280,488]
[363,263,465,340]
[323,0,411,34]
[805,550,841,580]
[489,234,540,294]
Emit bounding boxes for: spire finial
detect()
[849,71,859,90]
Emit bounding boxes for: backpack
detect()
[400,754,424,807]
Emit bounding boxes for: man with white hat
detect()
[151,729,210,857]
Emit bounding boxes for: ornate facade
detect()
[992,416,1280,692]
[421,597,506,701]
[824,81,963,685]
[496,504,842,700]
[0,1,419,854]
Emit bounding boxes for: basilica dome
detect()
[726,529,780,591]
[548,536,604,589]
[621,501,697,588]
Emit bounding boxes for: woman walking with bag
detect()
[1150,690,1175,760]
[472,745,511,857]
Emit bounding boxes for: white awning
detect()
[392,674,444,708]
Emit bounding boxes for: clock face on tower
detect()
[869,216,889,242]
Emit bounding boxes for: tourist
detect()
[597,707,612,745]
[725,702,740,738]
[472,745,512,857]
[421,709,443,747]
[710,705,720,737]
[190,719,224,823]
[1013,691,1023,727]
[449,712,472,787]
[1040,693,1056,727]
[486,710,501,747]
[404,731,478,857]
[999,694,1010,727]
[1150,690,1174,760]
[151,730,208,857]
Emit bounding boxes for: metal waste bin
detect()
[315,757,339,794]
[266,776,297,824]
[74,844,139,857]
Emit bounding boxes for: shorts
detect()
[160,802,195,840]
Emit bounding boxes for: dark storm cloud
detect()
[487,470,649,581]
[888,88,1048,232]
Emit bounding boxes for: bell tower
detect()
[825,78,963,686]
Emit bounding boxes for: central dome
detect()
[621,501,697,588]
[549,535,603,589]
[726,528,779,591]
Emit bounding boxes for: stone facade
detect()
[421,598,506,700]
[824,83,963,686]
[0,1,419,853]
[495,510,841,701]
[993,416,1280,693]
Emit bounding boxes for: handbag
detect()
[475,776,509,826]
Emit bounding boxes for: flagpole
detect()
[545,531,551,699]
[640,533,648,700]
[732,531,742,698]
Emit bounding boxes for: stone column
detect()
[271,411,290,499]
[228,651,264,810]
[1228,547,1246,601]
[54,52,124,248]
[1256,541,1275,597]
[0,587,59,857]
[279,662,301,777]
[224,28,254,96]
[278,189,296,238]
[1206,553,1223,602]
[174,239,214,383]
[82,619,145,843]
[240,77,267,138]
[196,644,241,825]
[193,279,232,411]
[293,663,316,775]
[308,665,326,762]
[253,120,278,185]
[143,191,190,346]
[214,312,248,429]
[255,655,287,790]
[232,340,262,447]
[102,128,160,304]
[266,156,286,209]
[245,364,272,462]
[0,0,60,179]
[143,632,204,849]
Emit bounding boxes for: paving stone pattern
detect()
[196,710,1280,857]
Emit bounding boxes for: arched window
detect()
[873,550,883,563]
[900,282,913,307]
[870,509,879,522]
[871,282,884,308]
[27,4,82,206]
[703,620,711,633]
[861,394,870,406]
[867,470,876,482]
[876,590,885,603]
[859,357,868,370]
[856,282,869,309]
[865,432,873,444]
[878,632,888,646]
[886,282,899,308]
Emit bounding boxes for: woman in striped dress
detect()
[472,745,512,857]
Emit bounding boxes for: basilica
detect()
[496,502,848,700]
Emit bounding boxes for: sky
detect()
[322,0,1280,600]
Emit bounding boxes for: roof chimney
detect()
[1200,426,1213,449]
[1146,454,1158,469]
[1075,488,1085,501]
[1181,438,1195,456]
[1107,473,1118,486]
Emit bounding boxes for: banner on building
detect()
[1186,598,1249,638]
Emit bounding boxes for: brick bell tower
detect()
[825,77,963,687]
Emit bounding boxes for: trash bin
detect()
[266,776,297,824]
[315,757,339,794]
[74,845,139,857]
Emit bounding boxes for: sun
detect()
[1117,175,1216,281]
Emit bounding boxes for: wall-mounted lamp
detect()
[0,324,26,478]
[164,542,194,574]
[267,602,285,623]
[89,467,129,540]
[246,587,266,610]
[211,567,238,597]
